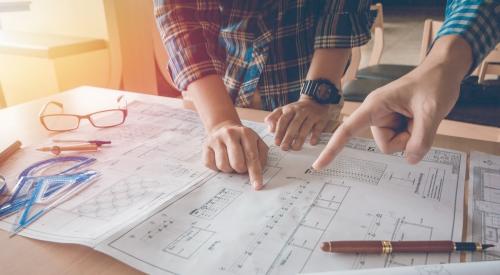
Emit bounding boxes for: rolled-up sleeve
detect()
[314,0,373,49]
[434,0,500,72]
[154,0,225,91]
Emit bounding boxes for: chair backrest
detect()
[482,43,500,63]
[0,83,6,108]
[478,43,500,83]
[101,0,122,90]
[102,0,178,95]
[418,19,443,64]
[343,3,384,83]
[368,3,384,66]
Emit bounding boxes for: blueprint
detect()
[0,101,214,245]
[303,261,500,275]
[468,151,500,261]
[94,102,465,274]
[0,101,466,274]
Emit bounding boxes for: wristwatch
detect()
[300,79,341,104]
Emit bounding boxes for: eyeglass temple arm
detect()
[117,95,127,109]
[117,95,128,122]
[39,101,64,117]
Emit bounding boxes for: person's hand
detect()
[203,120,268,190]
[312,63,462,170]
[264,97,342,151]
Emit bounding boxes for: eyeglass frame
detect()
[39,95,128,132]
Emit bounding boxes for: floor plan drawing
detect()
[351,212,436,269]
[305,156,387,185]
[93,105,465,274]
[0,101,467,274]
[383,166,446,201]
[0,101,213,245]
[302,261,500,275]
[73,176,165,220]
[468,151,500,261]
[265,182,350,275]
[189,188,243,220]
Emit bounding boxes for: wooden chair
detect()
[418,19,443,64]
[345,4,417,86]
[343,19,444,102]
[0,83,6,108]
[343,3,384,83]
[478,44,500,84]
[102,0,179,96]
[344,17,499,127]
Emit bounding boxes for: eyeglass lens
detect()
[42,115,79,131]
[89,110,125,128]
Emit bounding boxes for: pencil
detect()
[0,140,22,164]
[320,240,494,254]
[37,144,99,155]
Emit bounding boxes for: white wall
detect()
[1,0,108,39]
[0,0,110,107]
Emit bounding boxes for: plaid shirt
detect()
[154,0,373,111]
[435,0,500,73]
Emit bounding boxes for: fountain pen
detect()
[320,240,494,254]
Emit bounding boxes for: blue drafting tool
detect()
[0,156,97,220]
[10,170,99,236]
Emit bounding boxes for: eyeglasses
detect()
[39,96,128,132]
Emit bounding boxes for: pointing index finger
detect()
[241,135,264,190]
[312,104,372,170]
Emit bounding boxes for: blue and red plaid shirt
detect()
[154,0,373,111]
[155,0,499,111]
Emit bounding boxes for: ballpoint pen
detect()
[320,240,495,254]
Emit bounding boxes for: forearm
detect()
[415,35,472,83]
[306,48,351,87]
[434,0,499,72]
[187,75,240,132]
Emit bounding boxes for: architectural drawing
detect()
[305,156,386,185]
[468,151,500,261]
[266,145,288,167]
[0,101,467,274]
[190,188,243,220]
[302,261,500,275]
[352,212,435,269]
[265,183,350,275]
[95,105,465,274]
[73,176,164,220]
[163,226,216,259]
[383,167,446,201]
[0,101,212,245]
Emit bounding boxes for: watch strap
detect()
[301,79,341,104]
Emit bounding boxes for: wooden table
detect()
[0,86,498,274]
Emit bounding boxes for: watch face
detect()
[316,84,331,101]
